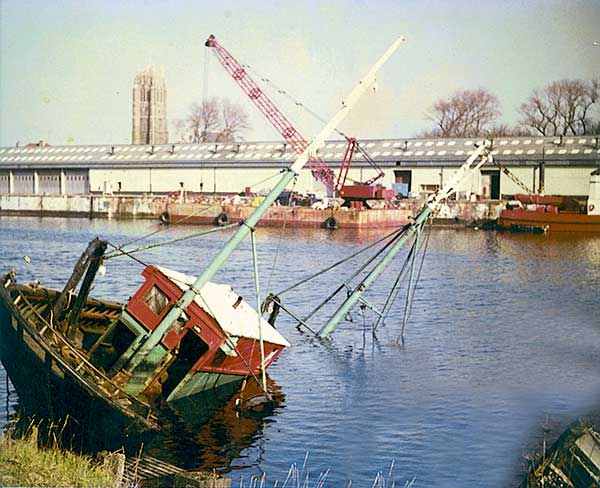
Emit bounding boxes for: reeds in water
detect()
[238,454,416,488]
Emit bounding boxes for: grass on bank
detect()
[0,426,115,487]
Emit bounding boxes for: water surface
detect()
[1,216,599,486]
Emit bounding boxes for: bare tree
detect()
[422,88,501,138]
[519,79,599,136]
[187,98,220,142]
[175,97,250,143]
[216,100,249,142]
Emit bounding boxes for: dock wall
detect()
[0,194,505,226]
[0,194,157,219]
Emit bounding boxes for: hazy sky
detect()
[1,0,599,147]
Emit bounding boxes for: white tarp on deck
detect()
[157,266,290,347]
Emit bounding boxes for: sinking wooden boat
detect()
[0,238,288,433]
[521,422,600,487]
[0,39,402,436]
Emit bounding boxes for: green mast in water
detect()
[318,140,494,338]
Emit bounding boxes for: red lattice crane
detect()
[206,34,341,192]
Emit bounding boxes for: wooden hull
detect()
[0,305,158,450]
[498,209,600,233]
[0,279,264,437]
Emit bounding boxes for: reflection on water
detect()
[1,216,599,486]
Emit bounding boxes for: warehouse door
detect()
[13,170,34,194]
[0,171,9,194]
[65,170,89,194]
[393,170,412,197]
[38,170,61,194]
[481,170,500,199]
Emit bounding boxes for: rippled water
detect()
[1,216,599,486]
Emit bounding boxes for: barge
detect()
[497,169,600,233]
[159,200,413,229]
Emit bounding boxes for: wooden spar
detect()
[66,240,108,336]
[123,37,406,377]
[52,238,105,324]
[318,141,493,338]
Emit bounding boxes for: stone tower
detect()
[132,67,168,145]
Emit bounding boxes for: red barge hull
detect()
[161,203,412,229]
[498,209,600,233]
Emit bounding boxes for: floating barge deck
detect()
[159,202,413,229]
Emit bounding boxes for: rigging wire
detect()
[202,43,210,104]
[116,201,224,250]
[265,176,298,293]
[372,234,418,334]
[105,241,150,268]
[272,224,412,333]
[250,229,269,396]
[105,222,239,259]
[400,223,423,339]
[246,170,288,194]
[275,224,409,296]
[400,220,432,340]
[116,169,284,252]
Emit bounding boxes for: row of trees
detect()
[423,79,599,138]
[174,78,598,143]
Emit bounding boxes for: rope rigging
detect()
[373,220,432,336]
[268,220,430,337]
[104,169,286,266]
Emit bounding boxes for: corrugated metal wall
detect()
[38,170,61,194]
[13,170,34,194]
[65,170,89,194]
[0,171,9,193]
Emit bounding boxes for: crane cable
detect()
[238,61,349,140]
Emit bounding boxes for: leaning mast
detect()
[124,36,407,374]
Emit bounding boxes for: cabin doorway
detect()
[161,330,209,399]
[481,170,500,199]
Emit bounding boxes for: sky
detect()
[0,0,599,147]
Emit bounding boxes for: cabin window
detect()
[143,285,169,315]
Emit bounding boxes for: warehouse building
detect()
[0,135,599,200]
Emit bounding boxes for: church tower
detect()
[132,67,168,145]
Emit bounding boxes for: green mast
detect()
[124,36,407,378]
[318,141,493,338]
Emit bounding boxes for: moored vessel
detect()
[497,169,600,233]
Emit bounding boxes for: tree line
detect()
[422,79,599,138]
[174,78,599,143]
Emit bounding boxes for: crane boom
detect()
[205,34,336,190]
